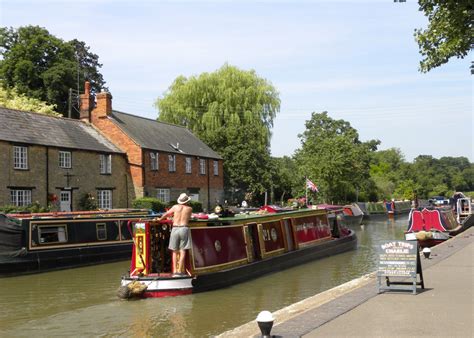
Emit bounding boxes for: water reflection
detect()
[0,216,408,337]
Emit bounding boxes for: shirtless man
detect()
[157,193,193,276]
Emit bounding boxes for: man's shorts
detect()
[168,226,191,251]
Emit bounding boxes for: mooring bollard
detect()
[256,310,274,338]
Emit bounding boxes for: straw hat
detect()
[177,193,191,204]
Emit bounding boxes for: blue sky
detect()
[1,0,472,162]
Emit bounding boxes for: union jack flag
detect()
[306,178,319,192]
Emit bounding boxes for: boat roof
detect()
[190,208,327,225]
[6,209,150,220]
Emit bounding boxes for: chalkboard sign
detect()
[377,240,424,294]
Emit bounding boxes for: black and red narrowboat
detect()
[0,209,151,277]
[119,208,357,298]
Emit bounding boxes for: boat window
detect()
[38,225,68,244]
[96,223,107,240]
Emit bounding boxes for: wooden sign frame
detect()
[377,240,424,294]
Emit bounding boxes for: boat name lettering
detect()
[262,228,278,242]
[296,222,315,231]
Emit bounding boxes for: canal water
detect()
[0,216,407,337]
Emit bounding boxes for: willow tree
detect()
[155,64,280,202]
[294,112,379,203]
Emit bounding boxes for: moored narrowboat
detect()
[119,208,357,298]
[0,209,151,277]
[405,195,473,247]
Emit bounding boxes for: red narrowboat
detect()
[119,208,357,298]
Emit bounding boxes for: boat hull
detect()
[0,242,132,277]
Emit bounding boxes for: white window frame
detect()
[150,152,159,171]
[199,159,206,175]
[185,157,192,174]
[156,188,170,203]
[168,154,176,172]
[13,146,28,169]
[38,225,68,244]
[97,189,112,209]
[100,154,112,174]
[59,151,72,169]
[213,160,219,176]
[10,189,32,206]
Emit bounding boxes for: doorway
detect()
[60,191,72,212]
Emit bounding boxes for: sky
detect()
[1,0,472,162]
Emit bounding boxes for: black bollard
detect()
[256,311,274,338]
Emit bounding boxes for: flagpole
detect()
[305,177,308,207]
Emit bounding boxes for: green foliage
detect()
[0,202,50,214]
[78,193,98,211]
[269,156,299,204]
[393,179,420,200]
[0,25,106,116]
[132,197,166,213]
[294,112,379,203]
[165,200,203,213]
[0,85,59,115]
[155,64,280,199]
[415,0,472,73]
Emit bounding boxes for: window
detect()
[10,189,32,206]
[199,159,206,175]
[38,225,67,244]
[213,160,219,176]
[97,190,112,209]
[100,154,112,174]
[96,223,107,240]
[168,154,176,172]
[185,157,192,174]
[150,152,159,171]
[156,188,170,203]
[13,146,28,169]
[59,151,72,168]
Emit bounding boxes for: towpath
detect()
[218,226,473,337]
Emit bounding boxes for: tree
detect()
[269,156,299,204]
[415,0,472,73]
[155,64,280,199]
[0,85,59,116]
[0,26,106,116]
[369,148,407,200]
[294,112,379,203]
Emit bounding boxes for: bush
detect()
[165,200,203,212]
[0,202,51,214]
[132,197,166,212]
[79,193,98,211]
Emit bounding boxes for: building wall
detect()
[143,149,224,211]
[86,93,144,198]
[0,140,134,210]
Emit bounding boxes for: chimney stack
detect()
[79,81,94,122]
[95,90,113,118]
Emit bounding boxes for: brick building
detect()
[80,82,224,211]
[0,107,133,211]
